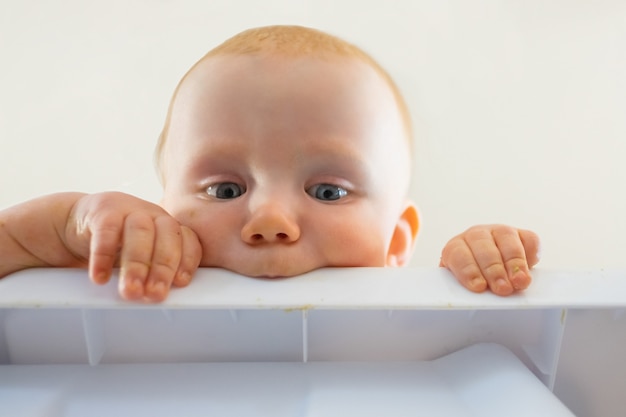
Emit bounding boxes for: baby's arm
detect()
[0,192,202,301]
[0,193,87,276]
[439,225,540,296]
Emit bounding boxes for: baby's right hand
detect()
[67,192,202,302]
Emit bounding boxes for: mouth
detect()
[254,274,289,280]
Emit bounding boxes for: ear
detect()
[386,202,420,267]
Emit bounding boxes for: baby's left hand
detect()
[440,225,540,296]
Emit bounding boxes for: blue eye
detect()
[307,184,348,201]
[206,182,245,199]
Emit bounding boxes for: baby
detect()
[0,25,539,302]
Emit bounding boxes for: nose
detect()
[241,203,301,244]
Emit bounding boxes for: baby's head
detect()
[158,25,419,277]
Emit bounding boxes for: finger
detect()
[519,229,541,268]
[492,226,532,291]
[463,228,513,296]
[441,237,488,293]
[143,216,183,302]
[172,226,202,288]
[119,212,155,300]
[88,213,123,285]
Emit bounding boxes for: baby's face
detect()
[160,54,415,277]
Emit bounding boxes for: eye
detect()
[307,184,348,201]
[206,182,245,199]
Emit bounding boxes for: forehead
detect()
[173,54,404,139]
[165,54,410,187]
[180,54,389,108]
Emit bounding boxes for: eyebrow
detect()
[294,136,368,163]
[185,136,372,181]
[180,141,247,177]
[293,138,372,181]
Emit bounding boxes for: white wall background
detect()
[1,1,626,415]
[1,0,625,270]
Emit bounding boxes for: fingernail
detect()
[120,278,143,298]
[512,271,530,290]
[175,272,191,287]
[148,281,166,297]
[94,272,108,284]
[470,276,486,290]
[496,278,511,292]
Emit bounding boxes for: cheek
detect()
[317,209,388,267]
[170,206,239,261]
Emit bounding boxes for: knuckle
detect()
[492,224,516,235]
[91,251,118,262]
[181,247,201,268]
[464,226,489,239]
[88,207,122,229]
[150,266,177,286]
[521,230,541,248]
[125,212,154,231]
[465,225,483,233]
[459,263,481,280]
[121,259,151,277]
[157,213,179,225]
[181,246,195,261]
[90,192,124,212]
[89,228,122,255]
[504,256,527,267]
[482,261,506,278]
[182,227,203,259]
[442,238,464,257]
[152,255,179,273]
[92,222,122,241]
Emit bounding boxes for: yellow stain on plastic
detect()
[284,304,314,313]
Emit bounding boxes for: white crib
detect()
[1,267,624,416]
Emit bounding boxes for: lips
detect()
[255,274,287,280]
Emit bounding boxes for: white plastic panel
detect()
[0,343,574,417]
[1,267,625,416]
[1,267,625,309]
[553,309,626,417]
